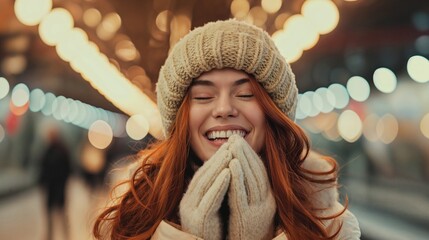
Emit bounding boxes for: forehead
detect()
[195,68,251,82]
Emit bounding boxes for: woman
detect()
[93,19,361,239]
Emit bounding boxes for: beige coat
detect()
[151,151,361,239]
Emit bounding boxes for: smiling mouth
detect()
[206,129,247,141]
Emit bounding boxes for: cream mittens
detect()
[228,135,276,240]
[179,141,233,240]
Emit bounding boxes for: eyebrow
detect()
[190,78,250,87]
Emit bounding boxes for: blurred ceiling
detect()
[1,0,429,114]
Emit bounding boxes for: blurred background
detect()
[1,0,429,239]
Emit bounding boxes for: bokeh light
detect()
[83,8,102,28]
[39,8,74,46]
[321,112,341,142]
[301,0,339,35]
[363,114,380,142]
[0,77,10,100]
[376,114,399,144]
[88,120,113,149]
[29,88,46,112]
[230,0,250,19]
[373,67,397,93]
[328,83,349,109]
[156,10,172,32]
[315,87,335,113]
[338,110,362,143]
[126,114,149,140]
[407,55,429,83]
[420,113,429,139]
[347,76,370,102]
[14,0,52,26]
[11,83,30,107]
[261,0,282,14]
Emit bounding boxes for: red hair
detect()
[93,78,345,239]
[93,95,193,239]
[249,79,344,239]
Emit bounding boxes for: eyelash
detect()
[238,94,254,98]
[193,95,253,100]
[193,97,212,100]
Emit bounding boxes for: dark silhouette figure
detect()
[39,128,71,240]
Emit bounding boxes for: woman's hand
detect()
[228,135,276,240]
[179,141,233,240]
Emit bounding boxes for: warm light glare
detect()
[272,30,303,63]
[230,0,250,19]
[261,0,282,14]
[321,112,341,142]
[115,40,138,62]
[126,114,149,140]
[88,120,113,149]
[302,0,339,34]
[283,15,319,50]
[156,10,172,32]
[81,144,106,174]
[407,55,429,83]
[338,110,362,143]
[249,7,268,27]
[363,114,379,142]
[0,77,10,100]
[83,8,102,28]
[347,76,370,102]
[56,28,90,62]
[376,114,398,144]
[97,12,121,40]
[169,14,192,48]
[14,0,52,26]
[2,55,27,75]
[274,13,290,30]
[39,8,74,46]
[373,67,397,93]
[420,113,429,139]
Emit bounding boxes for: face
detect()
[188,68,266,162]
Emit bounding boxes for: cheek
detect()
[247,106,267,152]
[188,105,211,161]
[188,105,205,133]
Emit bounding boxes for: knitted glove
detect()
[228,135,276,240]
[179,141,233,240]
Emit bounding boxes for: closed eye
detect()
[237,94,254,98]
[193,96,213,100]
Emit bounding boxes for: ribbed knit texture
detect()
[157,19,298,136]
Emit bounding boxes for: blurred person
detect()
[80,140,108,190]
[93,19,361,239]
[39,126,71,240]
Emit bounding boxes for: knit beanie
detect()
[157,19,298,136]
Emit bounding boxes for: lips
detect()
[206,129,247,140]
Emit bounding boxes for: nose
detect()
[212,95,238,118]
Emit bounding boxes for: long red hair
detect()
[93,78,344,239]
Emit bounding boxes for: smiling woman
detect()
[93,19,361,240]
[188,69,266,162]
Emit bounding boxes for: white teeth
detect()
[207,130,246,140]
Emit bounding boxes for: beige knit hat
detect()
[157,19,298,136]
